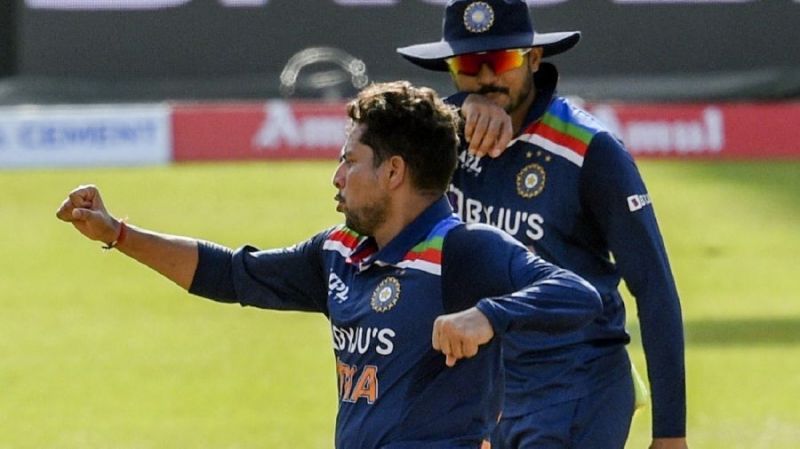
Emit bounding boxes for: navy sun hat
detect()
[397,0,581,72]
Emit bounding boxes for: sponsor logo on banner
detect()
[252,102,347,151]
[172,100,800,162]
[586,102,800,158]
[172,100,346,161]
[590,105,724,155]
[0,105,171,169]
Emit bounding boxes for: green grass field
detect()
[2,160,799,448]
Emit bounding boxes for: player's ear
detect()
[385,155,406,190]
[529,47,543,72]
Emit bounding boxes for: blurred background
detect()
[1,0,799,103]
[1,1,799,448]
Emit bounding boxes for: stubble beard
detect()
[343,196,389,236]
[505,73,535,116]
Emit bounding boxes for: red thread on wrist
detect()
[102,220,128,250]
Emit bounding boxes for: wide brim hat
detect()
[397,0,581,72]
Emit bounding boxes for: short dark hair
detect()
[346,81,460,196]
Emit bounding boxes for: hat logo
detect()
[463,2,494,34]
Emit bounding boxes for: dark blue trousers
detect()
[494,369,635,449]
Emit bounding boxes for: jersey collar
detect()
[350,196,454,271]
[522,62,559,131]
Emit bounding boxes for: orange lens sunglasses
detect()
[446,49,531,76]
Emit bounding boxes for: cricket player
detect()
[398,1,688,448]
[57,81,603,449]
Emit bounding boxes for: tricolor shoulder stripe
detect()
[514,98,602,167]
[397,216,459,276]
[322,226,363,258]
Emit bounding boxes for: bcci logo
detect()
[371,277,401,313]
[463,2,494,33]
[516,163,546,198]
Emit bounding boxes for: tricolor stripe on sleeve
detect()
[514,98,602,167]
[323,226,363,258]
[395,216,459,276]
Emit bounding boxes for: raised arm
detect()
[55,185,199,289]
[445,92,514,158]
[433,223,602,367]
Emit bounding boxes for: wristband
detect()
[102,219,128,250]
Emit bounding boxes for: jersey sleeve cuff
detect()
[475,299,510,337]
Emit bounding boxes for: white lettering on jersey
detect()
[457,150,483,175]
[328,272,350,303]
[449,186,545,241]
[332,325,396,356]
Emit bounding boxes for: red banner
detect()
[585,102,800,159]
[172,100,800,161]
[172,101,346,161]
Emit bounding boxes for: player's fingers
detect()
[432,318,444,351]
[68,185,97,209]
[489,121,514,158]
[71,208,92,222]
[55,198,76,221]
[445,354,458,367]
[462,340,479,359]
[433,321,454,360]
[475,118,503,156]
[463,110,478,144]
[437,334,453,360]
[451,338,465,361]
[468,115,490,154]
[71,207,106,224]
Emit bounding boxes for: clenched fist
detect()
[432,307,495,367]
[56,185,120,245]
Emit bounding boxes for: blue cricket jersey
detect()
[190,197,602,449]
[447,63,686,437]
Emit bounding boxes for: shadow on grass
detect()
[684,317,800,346]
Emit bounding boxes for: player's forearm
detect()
[477,272,602,336]
[114,223,199,290]
[640,306,686,437]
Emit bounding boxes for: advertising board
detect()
[0,104,171,168]
[172,100,800,161]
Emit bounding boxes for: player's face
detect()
[332,124,390,235]
[450,47,542,116]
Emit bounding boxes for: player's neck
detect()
[372,193,437,250]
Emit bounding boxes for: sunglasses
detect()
[446,49,531,76]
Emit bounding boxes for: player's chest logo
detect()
[371,277,401,313]
[516,163,547,198]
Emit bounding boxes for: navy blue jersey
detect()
[189,197,601,449]
[447,64,686,437]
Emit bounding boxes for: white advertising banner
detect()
[0,104,171,169]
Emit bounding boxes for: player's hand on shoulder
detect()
[432,307,495,367]
[649,437,688,449]
[56,184,120,244]
[461,94,513,158]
